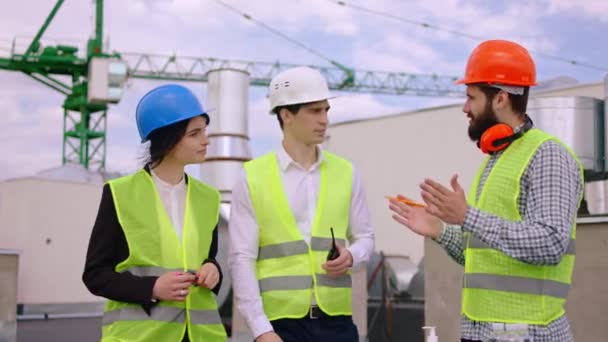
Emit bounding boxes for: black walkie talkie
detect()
[326,227,340,261]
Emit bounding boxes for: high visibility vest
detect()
[244,152,353,320]
[462,128,583,325]
[102,170,227,342]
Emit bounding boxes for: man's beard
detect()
[468,102,499,142]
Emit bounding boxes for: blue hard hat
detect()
[135,84,209,142]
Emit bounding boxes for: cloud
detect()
[329,93,405,122]
[1,0,606,181]
[211,0,359,36]
[333,0,559,80]
[0,74,65,180]
[352,34,462,75]
[545,0,608,22]
[248,93,280,138]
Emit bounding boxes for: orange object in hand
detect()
[385,195,426,208]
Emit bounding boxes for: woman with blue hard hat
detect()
[83,84,227,341]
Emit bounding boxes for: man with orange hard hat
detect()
[389,40,584,341]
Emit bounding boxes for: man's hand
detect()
[420,174,469,225]
[389,195,443,239]
[256,332,283,342]
[322,244,353,276]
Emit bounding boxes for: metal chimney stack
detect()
[201,68,252,203]
[199,68,252,315]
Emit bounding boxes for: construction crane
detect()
[0,0,463,170]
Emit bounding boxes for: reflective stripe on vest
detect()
[464,274,570,298]
[258,274,352,292]
[467,235,576,255]
[125,266,197,277]
[462,128,583,325]
[103,307,223,326]
[257,238,347,260]
[103,170,227,341]
[245,151,353,320]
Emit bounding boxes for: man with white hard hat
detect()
[229,66,375,342]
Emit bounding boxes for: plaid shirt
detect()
[437,136,583,342]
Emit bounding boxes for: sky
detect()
[1,0,607,181]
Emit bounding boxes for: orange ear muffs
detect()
[477,118,534,154]
[478,123,517,154]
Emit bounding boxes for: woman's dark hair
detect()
[142,118,191,168]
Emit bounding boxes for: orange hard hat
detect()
[456,40,537,87]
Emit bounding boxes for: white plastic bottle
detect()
[422,326,438,342]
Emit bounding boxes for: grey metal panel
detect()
[527,96,604,172]
[605,74,608,171]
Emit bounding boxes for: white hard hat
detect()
[268,66,332,114]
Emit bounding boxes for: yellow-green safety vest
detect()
[463,128,583,325]
[244,152,353,321]
[102,170,227,341]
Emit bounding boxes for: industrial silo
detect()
[200,68,253,335]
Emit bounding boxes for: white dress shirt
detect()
[228,146,375,338]
[150,169,187,240]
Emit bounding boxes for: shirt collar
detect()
[514,115,534,134]
[150,168,186,190]
[276,144,325,172]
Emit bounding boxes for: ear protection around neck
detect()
[477,118,533,154]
